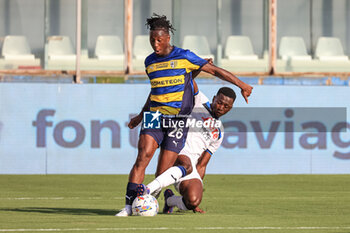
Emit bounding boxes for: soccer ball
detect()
[132,194,159,216]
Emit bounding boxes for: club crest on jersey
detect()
[170,61,177,68]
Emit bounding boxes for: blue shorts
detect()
[140,116,189,154]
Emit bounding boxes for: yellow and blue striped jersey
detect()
[145,46,208,115]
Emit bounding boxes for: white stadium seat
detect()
[0,35,41,69]
[224,36,258,60]
[45,36,77,70]
[132,35,153,70]
[133,35,153,60]
[182,35,214,60]
[2,36,35,60]
[221,35,268,72]
[279,36,311,60]
[47,36,76,60]
[315,37,348,61]
[95,35,124,60]
[276,36,350,72]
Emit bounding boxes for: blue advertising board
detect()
[0,83,349,174]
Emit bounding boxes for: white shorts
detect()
[174,151,203,193]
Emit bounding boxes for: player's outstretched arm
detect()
[192,58,214,79]
[201,63,253,103]
[196,151,212,180]
[128,92,151,129]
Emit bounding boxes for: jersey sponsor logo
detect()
[150,75,184,88]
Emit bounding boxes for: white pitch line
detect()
[0,197,124,200]
[0,228,88,232]
[195,226,350,230]
[1,227,350,232]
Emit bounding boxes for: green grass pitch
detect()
[0,175,349,233]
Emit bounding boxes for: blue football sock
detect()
[125,182,138,205]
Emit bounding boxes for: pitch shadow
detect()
[0,207,116,216]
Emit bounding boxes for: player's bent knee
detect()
[184,195,202,210]
[183,191,202,210]
[189,195,202,208]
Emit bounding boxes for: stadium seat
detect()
[47,36,76,60]
[95,35,124,60]
[314,37,349,61]
[278,37,311,60]
[182,35,215,60]
[276,36,350,72]
[2,36,35,60]
[275,36,314,72]
[72,35,125,70]
[133,35,153,60]
[46,36,78,70]
[133,35,153,70]
[224,36,258,60]
[221,35,268,72]
[0,35,40,69]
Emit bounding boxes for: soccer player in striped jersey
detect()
[116,14,252,216]
[138,87,235,214]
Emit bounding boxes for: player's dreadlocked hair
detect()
[217,87,236,101]
[146,13,176,34]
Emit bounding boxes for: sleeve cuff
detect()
[206,149,213,155]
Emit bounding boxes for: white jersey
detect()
[179,91,224,163]
[175,91,224,191]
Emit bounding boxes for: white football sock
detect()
[167,195,188,211]
[147,179,161,196]
[147,166,184,195]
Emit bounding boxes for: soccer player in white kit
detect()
[140,87,236,213]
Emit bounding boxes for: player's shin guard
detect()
[125,182,138,205]
[167,195,189,211]
[147,166,186,195]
